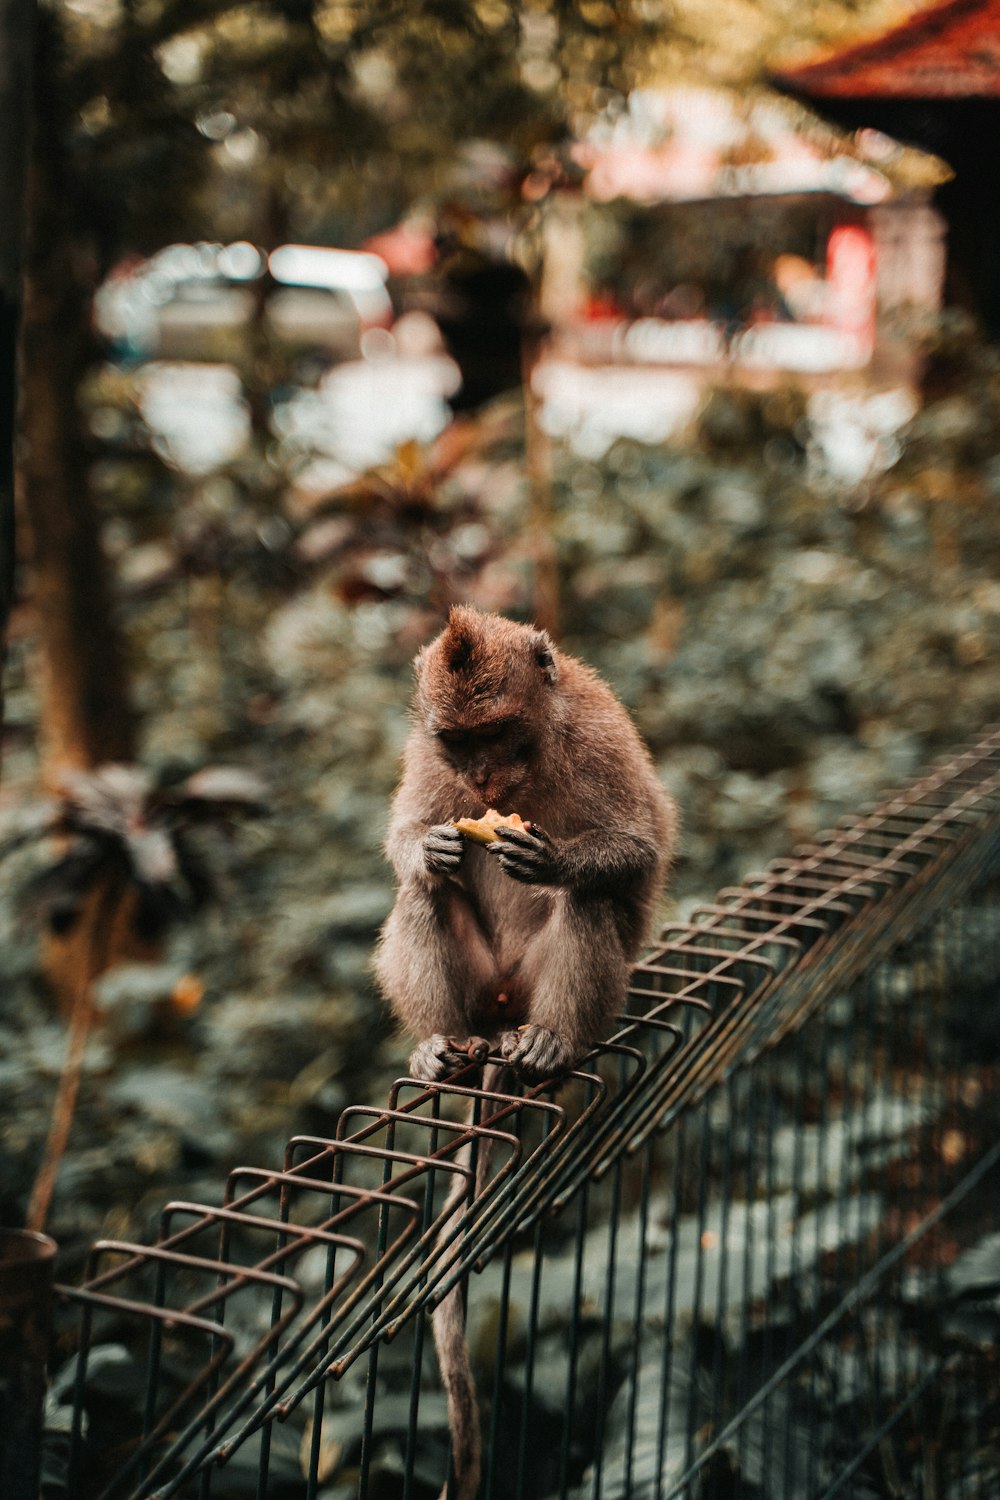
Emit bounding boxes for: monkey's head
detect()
[415,606,559,807]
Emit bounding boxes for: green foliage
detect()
[18,762,266,941]
[46,0,666,265]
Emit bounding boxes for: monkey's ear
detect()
[445,630,474,674]
[440,603,479,675]
[532,632,558,685]
[441,606,478,672]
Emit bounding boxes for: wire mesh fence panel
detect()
[48,728,1000,1500]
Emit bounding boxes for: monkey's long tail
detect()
[433,1286,481,1500]
[432,1060,507,1500]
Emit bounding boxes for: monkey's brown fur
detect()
[375,605,676,1082]
[375,606,676,1500]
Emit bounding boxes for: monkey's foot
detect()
[498,1025,577,1083]
[409,1034,490,1082]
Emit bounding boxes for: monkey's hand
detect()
[423,823,465,876]
[489,824,561,885]
[409,1033,490,1081]
[499,1025,577,1082]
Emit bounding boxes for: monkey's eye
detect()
[435,730,469,750]
[435,718,514,753]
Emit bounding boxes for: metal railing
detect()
[49,727,1000,1499]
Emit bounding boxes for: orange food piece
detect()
[452,808,527,845]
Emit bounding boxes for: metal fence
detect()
[47,727,1000,1500]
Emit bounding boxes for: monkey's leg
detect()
[375,882,498,1079]
[499,896,629,1081]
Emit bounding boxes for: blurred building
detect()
[774,0,1000,336]
[542,86,946,378]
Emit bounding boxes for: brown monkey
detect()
[374,604,676,1081]
[374,606,676,1500]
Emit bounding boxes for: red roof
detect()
[774,0,1000,99]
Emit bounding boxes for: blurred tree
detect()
[18,3,210,1008]
[21,18,134,778]
[180,0,652,243]
[0,0,34,767]
[20,7,208,778]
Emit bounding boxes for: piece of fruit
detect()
[452,808,527,845]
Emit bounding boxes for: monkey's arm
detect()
[489,824,661,892]
[383,734,469,884]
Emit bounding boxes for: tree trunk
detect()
[18,11,135,777]
[19,14,142,1018]
[0,0,36,769]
